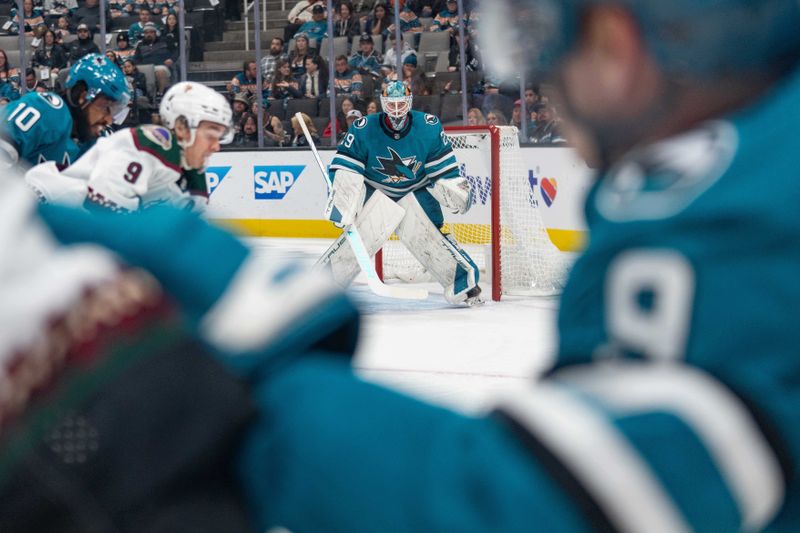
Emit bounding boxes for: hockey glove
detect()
[429,177,474,214]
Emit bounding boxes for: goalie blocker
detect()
[317,183,481,305]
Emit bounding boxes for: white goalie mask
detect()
[159,82,235,148]
[380,81,413,129]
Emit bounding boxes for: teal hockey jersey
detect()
[1,91,78,168]
[329,110,460,199]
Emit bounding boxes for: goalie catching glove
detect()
[429,177,474,214]
[325,169,367,228]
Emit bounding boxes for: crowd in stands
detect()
[0,0,567,145]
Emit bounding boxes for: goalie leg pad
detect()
[326,169,367,228]
[316,189,406,287]
[396,193,479,304]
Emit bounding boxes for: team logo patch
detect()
[37,92,64,109]
[540,177,557,207]
[206,166,232,196]
[254,165,304,199]
[373,147,421,183]
[354,117,367,129]
[141,125,173,150]
[424,114,438,125]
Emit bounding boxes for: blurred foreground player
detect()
[4,1,800,531]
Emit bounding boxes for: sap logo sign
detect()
[254,165,304,199]
[206,166,232,196]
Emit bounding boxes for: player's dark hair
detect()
[64,80,93,143]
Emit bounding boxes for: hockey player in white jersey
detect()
[319,80,481,304]
[25,81,233,212]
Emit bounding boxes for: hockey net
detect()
[376,125,568,301]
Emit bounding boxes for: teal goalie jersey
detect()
[0,91,79,168]
[328,110,460,199]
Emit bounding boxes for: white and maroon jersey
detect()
[25,125,208,213]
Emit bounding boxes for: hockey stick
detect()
[294,113,428,300]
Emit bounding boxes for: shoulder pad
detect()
[132,125,182,171]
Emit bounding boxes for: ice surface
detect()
[247,237,560,414]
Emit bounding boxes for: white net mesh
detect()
[380,126,568,298]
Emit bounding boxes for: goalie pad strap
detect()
[317,190,405,287]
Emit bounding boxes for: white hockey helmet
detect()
[380,80,413,129]
[160,81,234,147]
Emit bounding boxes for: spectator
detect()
[333,1,360,42]
[72,0,102,33]
[108,0,132,18]
[68,23,101,64]
[0,50,20,101]
[290,111,318,146]
[133,22,174,96]
[54,16,72,42]
[230,92,250,133]
[163,13,180,54]
[265,115,289,146]
[284,0,323,44]
[128,7,153,47]
[466,106,485,126]
[447,30,480,72]
[270,59,302,100]
[23,68,43,92]
[485,108,507,127]
[511,98,523,129]
[528,103,565,144]
[295,4,327,47]
[430,0,461,33]
[298,54,327,99]
[381,32,416,76]
[32,29,69,74]
[405,0,443,18]
[105,49,122,68]
[361,2,391,39]
[333,54,362,98]
[345,108,362,129]
[391,5,423,34]
[228,60,259,99]
[523,86,539,110]
[383,54,428,96]
[288,33,315,77]
[114,32,136,62]
[322,95,353,139]
[234,112,259,147]
[260,37,288,82]
[348,33,382,81]
[43,0,78,20]
[10,0,45,36]
[365,98,379,114]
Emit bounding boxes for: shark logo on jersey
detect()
[373,147,421,183]
[424,114,438,125]
[354,117,367,129]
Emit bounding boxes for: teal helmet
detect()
[65,53,131,119]
[482,0,800,80]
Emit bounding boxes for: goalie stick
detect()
[294,113,428,300]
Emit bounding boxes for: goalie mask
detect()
[381,81,412,130]
[159,82,234,149]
